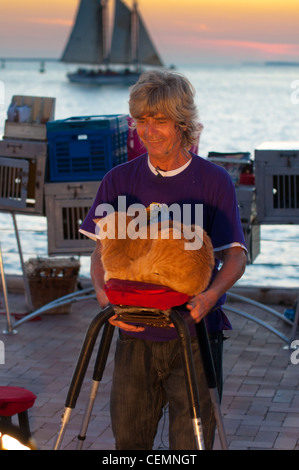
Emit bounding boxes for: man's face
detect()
[135,113,182,160]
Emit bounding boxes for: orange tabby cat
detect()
[95,212,214,296]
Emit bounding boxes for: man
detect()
[80,70,247,449]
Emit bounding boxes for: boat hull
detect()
[67,70,141,86]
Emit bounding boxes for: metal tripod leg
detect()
[195,320,228,450]
[76,321,115,450]
[0,242,17,335]
[54,305,227,451]
[169,310,205,450]
[53,305,115,450]
[12,213,34,312]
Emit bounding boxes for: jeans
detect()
[110,330,223,450]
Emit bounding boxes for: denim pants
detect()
[110,330,223,450]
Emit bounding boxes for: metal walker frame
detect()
[53,304,228,451]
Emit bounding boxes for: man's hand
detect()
[108,315,145,332]
[186,246,246,324]
[96,288,110,308]
[186,290,218,323]
[96,287,145,332]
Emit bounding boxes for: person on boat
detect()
[80,70,247,449]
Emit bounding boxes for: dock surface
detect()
[0,287,298,450]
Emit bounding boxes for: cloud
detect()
[24,18,72,27]
[207,39,299,56]
[171,20,214,33]
[211,39,299,56]
[168,35,299,57]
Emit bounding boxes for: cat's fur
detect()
[95,212,214,296]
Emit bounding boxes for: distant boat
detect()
[61,0,164,85]
[264,61,299,67]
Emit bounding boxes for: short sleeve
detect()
[208,170,247,251]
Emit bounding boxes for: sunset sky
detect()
[0,0,298,65]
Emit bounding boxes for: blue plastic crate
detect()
[46,115,128,182]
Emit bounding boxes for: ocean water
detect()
[0,60,299,287]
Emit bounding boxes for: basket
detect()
[25,257,80,314]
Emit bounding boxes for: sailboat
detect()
[61,0,164,85]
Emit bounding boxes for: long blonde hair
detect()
[129,70,202,150]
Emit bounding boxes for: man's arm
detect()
[90,240,109,307]
[186,246,247,323]
[90,241,145,332]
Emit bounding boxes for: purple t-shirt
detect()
[80,153,246,340]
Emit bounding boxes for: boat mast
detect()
[101,0,110,66]
[131,1,140,71]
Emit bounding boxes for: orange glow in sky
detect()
[0,0,298,64]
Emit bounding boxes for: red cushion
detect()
[0,386,36,416]
[104,279,190,309]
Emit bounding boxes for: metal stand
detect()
[53,305,228,451]
[11,213,34,312]
[195,320,228,450]
[0,212,97,333]
[0,242,17,335]
[226,291,299,346]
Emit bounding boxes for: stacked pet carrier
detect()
[45,115,128,256]
[0,95,53,215]
[0,96,130,312]
[207,151,260,264]
[254,142,299,224]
